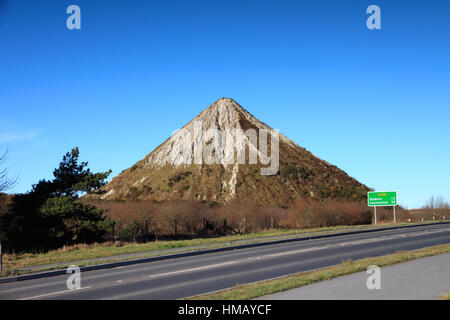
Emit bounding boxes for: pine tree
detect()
[1,147,113,252]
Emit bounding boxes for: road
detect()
[1,223,449,300]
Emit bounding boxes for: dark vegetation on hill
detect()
[86,98,371,207]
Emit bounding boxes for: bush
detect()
[280,198,372,229]
[83,197,374,242]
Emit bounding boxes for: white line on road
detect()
[148,261,238,278]
[19,286,92,300]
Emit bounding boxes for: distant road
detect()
[1,223,450,300]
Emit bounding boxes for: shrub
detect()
[83,197,377,242]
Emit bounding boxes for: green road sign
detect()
[368,191,398,207]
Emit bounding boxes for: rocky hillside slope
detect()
[87,98,369,207]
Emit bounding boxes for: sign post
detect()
[374,206,377,225]
[368,191,398,225]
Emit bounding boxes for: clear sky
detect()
[1,0,449,209]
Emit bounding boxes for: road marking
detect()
[267,246,330,258]
[148,261,238,278]
[19,286,92,300]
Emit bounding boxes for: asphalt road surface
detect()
[1,223,449,300]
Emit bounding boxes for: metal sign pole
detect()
[393,205,396,224]
[374,207,377,225]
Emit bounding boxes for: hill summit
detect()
[89,98,369,207]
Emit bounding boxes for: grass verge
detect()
[188,243,450,300]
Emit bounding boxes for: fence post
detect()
[145,220,148,242]
[270,217,274,229]
[174,219,177,237]
[243,217,246,235]
[112,221,115,242]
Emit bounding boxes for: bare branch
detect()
[0,148,18,192]
[423,195,449,209]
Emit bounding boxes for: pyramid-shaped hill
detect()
[87,98,369,207]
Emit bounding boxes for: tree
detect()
[0,148,17,193]
[41,147,112,245]
[0,147,113,252]
[41,196,113,244]
[51,147,111,197]
[424,195,450,209]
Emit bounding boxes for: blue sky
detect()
[1,0,449,208]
